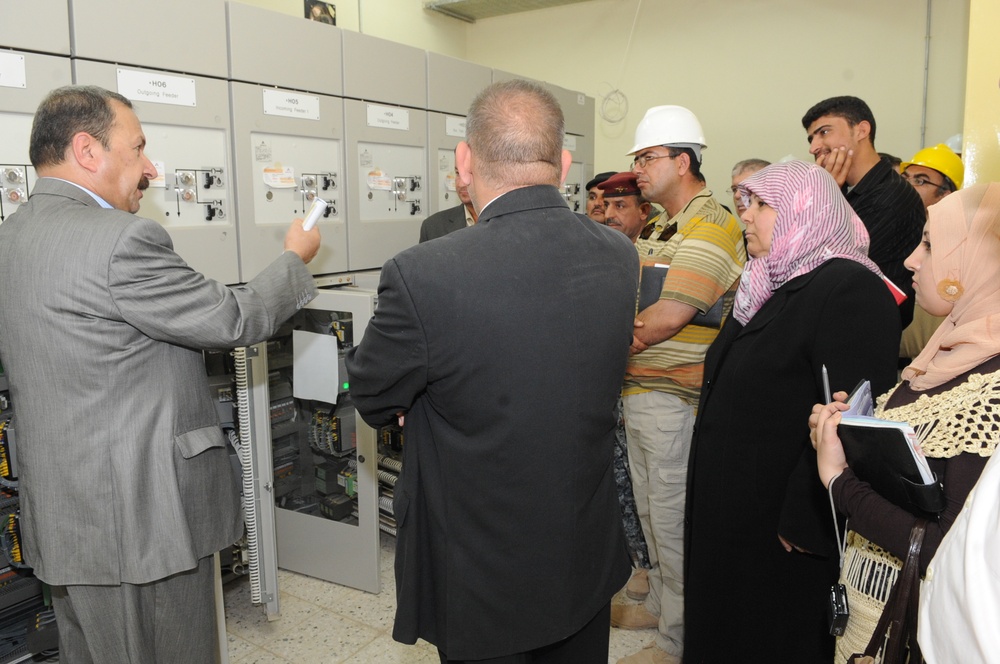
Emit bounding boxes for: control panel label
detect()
[445,116,466,138]
[0,53,26,89]
[117,69,197,107]
[366,104,410,131]
[262,89,321,121]
[563,134,578,152]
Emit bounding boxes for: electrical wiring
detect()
[232,348,262,604]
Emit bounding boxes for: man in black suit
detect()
[346,80,638,664]
[419,163,478,242]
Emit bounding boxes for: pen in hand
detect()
[821,364,832,403]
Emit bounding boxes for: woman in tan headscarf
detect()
[812,182,1000,663]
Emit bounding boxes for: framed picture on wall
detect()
[305,0,336,25]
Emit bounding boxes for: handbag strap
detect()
[861,519,927,663]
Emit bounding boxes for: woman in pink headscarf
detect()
[813,183,1000,663]
[684,161,902,662]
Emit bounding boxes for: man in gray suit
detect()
[0,85,319,663]
[347,80,638,663]
[419,162,478,242]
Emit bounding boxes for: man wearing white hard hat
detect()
[613,105,746,664]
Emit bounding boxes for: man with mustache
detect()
[598,171,654,243]
[585,170,616,223]
[0,85,320,663]
[801,95,924,327]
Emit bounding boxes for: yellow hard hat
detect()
[901,144,964,190]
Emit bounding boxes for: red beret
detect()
[597,171,641,198]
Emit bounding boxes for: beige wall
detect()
[467,0,969,204]
[237,0,970,204]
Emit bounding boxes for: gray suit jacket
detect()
[0,178,316,585]
[347,185,637,659]
[418,203,467,242]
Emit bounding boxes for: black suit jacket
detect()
[346,185,637,659]
[419,203,468,242]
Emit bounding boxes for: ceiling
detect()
[424,0,594,23]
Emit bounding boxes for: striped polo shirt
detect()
[624,189,746,402]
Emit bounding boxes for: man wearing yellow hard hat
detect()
[900,143,964,209]
[898,143,964,361]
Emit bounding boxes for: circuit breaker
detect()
[231,84,349,280]
[344,100,427,270]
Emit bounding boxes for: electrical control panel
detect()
[563,161,584,214]
[342,31,426,109]
[547,82,595,214]
[227,2,343,97]
[0,1,71,56]
[69,0,228,79]
[344,100,427,270]
[230,82,348,281]
[0,52,72,223]
[425,54,491,215]
[433,145,459,214]
[73,60,239,284]
[427,113,464,216]
[240,288,381,603]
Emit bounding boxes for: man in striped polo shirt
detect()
[612,106,746,664]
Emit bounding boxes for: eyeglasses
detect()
[632,152,675,169]
[901,171,945,190]
[728,185,740,195]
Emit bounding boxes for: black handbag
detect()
[850,519,927,664]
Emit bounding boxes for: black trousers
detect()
[438,602,611,664]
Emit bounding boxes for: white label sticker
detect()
[262,88,321,121]
[366,167,392,191]
[563,134,577,152]
[366,104,409,131]
[263,165,297,188]
[0,53,27,89]
[117,69,197,107]
[445,116,466,138]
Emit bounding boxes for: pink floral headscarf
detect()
[733,160,885,325]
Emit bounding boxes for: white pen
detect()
[822,364,832,403]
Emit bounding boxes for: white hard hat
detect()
[944,133,963,156]
[628,105,707,158]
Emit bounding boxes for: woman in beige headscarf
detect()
[812,182,1000,663]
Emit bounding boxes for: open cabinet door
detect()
[237,286,381,621]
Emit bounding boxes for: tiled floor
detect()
[223,533,653,663]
